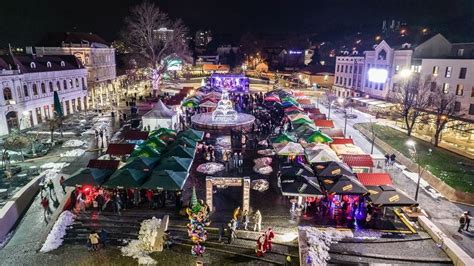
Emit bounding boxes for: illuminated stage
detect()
[207,74,249,93]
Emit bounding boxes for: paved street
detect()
[0,113,120,265]
[317,99,474,257]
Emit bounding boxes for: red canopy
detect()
[357,173,393,186]
[314,119,335,128]
[123,131,149,141]
[341,154,374,168]
[106,144,136,156]
[284,106,304,112]
[331,138,354,145]
[304,107,321,114]
[264,96,281,102]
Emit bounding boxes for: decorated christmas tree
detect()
[186,186,210,256]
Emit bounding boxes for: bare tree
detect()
[390,74,432,136]
[122,1,190,96]
[428,85,458,147]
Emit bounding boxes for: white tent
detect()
[305,148,340,163]
[142,100,178,130]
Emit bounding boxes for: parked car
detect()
[344,113,358,119]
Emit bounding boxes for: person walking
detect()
[227,221,236,244]
[238,152,244,173]
[265,227,275,252]
[242,210,249,230]
[233,206,241,228]
[390,153,396,166]
[41,196,52,216]
[384,153,390,166]
[256,233,267,257]
[219,223,226,242]
[458,212,467,233]
[88,231,100,251]
[47,178,56,196]
[59,176,66,193]
[465,211,471,231]
[253,210,262,232]
[99,229,108,248]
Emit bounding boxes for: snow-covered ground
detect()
[62,139,87,148]
[121,217,162,265]
[60,149,85,158]
[40,211,76,253]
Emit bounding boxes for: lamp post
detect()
[338,97,348,137]
[327,100,334,119]
[406,140,422,201]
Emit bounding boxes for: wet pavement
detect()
[319,102,474,257]
[0,89,460,265]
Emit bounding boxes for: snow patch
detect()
[0,232,13,249]
[60,149,85,158]
[62,139,87,148]
[40,162,70,170]
[40,211,76,253]
[300,227,345,266]
[121,217,162,265]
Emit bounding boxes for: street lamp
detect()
[406,140,422,201]
[338,97,348,137]
[327,100,334,119]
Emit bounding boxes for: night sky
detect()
[0,0,473,46]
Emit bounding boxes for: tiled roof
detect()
[106,144,136,156]
[123,131,149,141]
[320,128,344,138]
[341,154,374,168]
[0,54,84,73]
[331,138,354,145]
[357,173,392,186]
[314,119,334,128]
[37,32,109,47]
[87,159,120,169]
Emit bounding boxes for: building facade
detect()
[0,54,88,136]
[420,58,474,119]
[333,55,365,98]
[31,32,116,107]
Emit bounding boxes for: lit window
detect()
[445,66,452,78]
[61,61,66,67]
[457,49,464,57]
[47,62,52,68]
[432,66,439,76]
[30,62,36,69]
[456,84,464,96]
[442,83,450,94]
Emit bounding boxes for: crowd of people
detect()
[71,186,183,214]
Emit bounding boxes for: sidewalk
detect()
[317,103,474,257]
[0,114,120,264]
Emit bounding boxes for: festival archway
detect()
[206,176,250,212]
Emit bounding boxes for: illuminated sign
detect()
[389,195,400,202]
[368,68,388,83]
[342,184,353,191]
[289,50,302,55]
